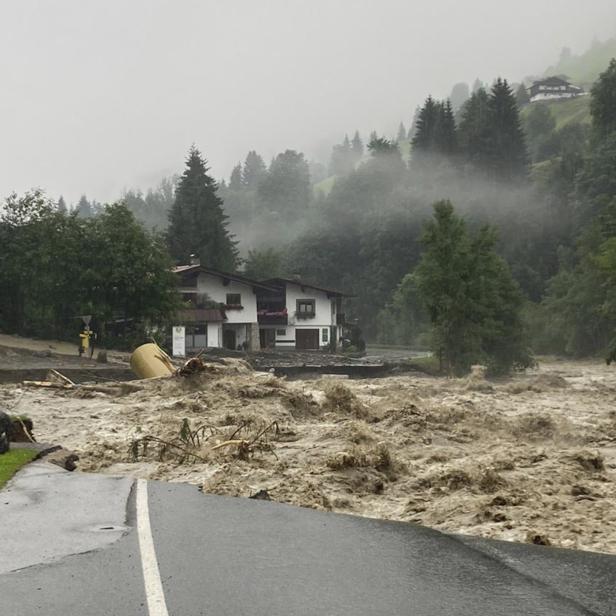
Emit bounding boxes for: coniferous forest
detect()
[2,47,616,373]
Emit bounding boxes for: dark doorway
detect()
[260,328,276,349]
[296,329,319,350]
[223,328,236,350]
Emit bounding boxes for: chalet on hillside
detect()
[528,76,584,103]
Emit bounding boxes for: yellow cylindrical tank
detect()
[130,343,175,379]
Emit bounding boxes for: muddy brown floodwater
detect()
[2,357,615,554]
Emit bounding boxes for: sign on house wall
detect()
[172,325,186,357]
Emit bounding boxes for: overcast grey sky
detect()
[1,0,615,205]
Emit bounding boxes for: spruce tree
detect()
[590,58,616,137]
[229,163,243,190]
[458,88,492,170]
[397,122,407,143]
[351,131,364,161]
[57,196,67,214]
[486,78,528,180]
[257,150,312,221]
[434,100,457,156]
[242,150,267,189]
[167,146,238,270]
[329,135,354,176]
[411,96,438,154]
[75,195,93,218]
[408,106,421,139]
[413,200,531,374]
[412,98,457,159]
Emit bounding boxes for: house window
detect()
[322,328,329,343]
[276,329,287,336]
[296,299,315,318]
[226,293,242,308]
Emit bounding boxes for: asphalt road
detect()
[2,463,615,616]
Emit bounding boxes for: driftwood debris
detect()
[47,369,76,386]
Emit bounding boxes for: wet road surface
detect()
[1,463,614,615]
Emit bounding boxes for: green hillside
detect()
[521,95,591,129]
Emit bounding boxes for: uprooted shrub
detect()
[326,442,397,477]
[130,417,281,464]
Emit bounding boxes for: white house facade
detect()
[528,77,584,103]
[257,278,347,350]
[173,264,277,353]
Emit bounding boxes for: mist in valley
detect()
[2,0,616,364]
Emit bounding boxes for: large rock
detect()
[10,416,34,442]
[45,448,80,471]
[0,410,13,454]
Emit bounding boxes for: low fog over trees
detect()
[3,49,616,372]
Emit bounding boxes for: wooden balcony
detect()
[258,310,288,326]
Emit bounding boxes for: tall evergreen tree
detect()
[472,78,484,93]
[57,196,67,214]
[167,146,238,270]
[229,163,244,190]
[408,106,421,139]
[396,122,407,143]
[434,100,457,156]
[257,150,312,220]
[412,97,457,158]
[524,103,556,162]
[458,87,491,170]
[413,200,531,374]
[75,195,93,218]
[412,96,439,154]
[486,78,528,180]
[351,131,364,161]
[242,150,267,189]
[590,58,616,137]
[329,135,354,175]
[515,83,531,107]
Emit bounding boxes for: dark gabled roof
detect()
[262,277,353,298]
[172,265,279,292]
[531,76,574,87]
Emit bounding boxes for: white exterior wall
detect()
[275,326,295,346]
[207,322,222,348]
[195,273,258,323]
[530,91,586,104]
[279,282,339,349]
[285,283,334,328]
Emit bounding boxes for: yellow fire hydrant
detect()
[78,328,92,356]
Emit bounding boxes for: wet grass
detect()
[0,448,37,488]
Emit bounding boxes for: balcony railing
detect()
[258,309,288,326]
[295,311,315,320]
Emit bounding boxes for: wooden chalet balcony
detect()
[257,308,288,326]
